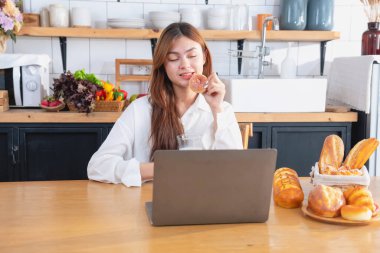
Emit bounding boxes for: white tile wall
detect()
[107,2,144,19]
[10,0,370,94]
[90,39,126,74]
[30,0,70,13]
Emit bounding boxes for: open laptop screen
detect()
[146,149,277,226]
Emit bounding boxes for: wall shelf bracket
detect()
[237,39,245,75]
[320,41,328,76]
[150,38,157,57]
[59,37,67,73]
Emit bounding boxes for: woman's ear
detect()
[203,50,207,65]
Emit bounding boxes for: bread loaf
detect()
[273,167,304,209]
[341,205,372,221]
[343,186,376,214]
[318,135,344,173]
[322,165,363,176]
[307,184,345,218]
[343,138,379,170]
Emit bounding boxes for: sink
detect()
[223,78,327,113]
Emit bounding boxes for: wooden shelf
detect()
[18,27,340,42]
[0,110,357,123]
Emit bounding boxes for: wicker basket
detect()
[94,100,126,112]
[67,102,78,112]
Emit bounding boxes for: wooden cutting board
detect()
[0,97,8,106]
[0,90,8,99]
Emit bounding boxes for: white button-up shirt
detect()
[87,95,243,187]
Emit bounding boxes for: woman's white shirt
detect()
[87,95,243,187]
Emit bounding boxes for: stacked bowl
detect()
[149,11,180,29]
[207,7,229,30]
[107,18,145,29]
[180,8,202,28]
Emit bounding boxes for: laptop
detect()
[145,149,277,226]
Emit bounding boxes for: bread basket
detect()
[310,162,370,188]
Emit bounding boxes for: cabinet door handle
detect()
[11,145,18,165]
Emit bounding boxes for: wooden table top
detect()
[0,178,379,253]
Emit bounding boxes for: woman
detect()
[88,22,242,187]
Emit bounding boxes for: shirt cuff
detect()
[120,158,142,187]
[216,111,229,132]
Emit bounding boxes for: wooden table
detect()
[1,178,379,253]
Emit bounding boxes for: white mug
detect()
[49,4,69,27]
[71,7,91,27]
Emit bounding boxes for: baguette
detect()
[273,167,304,209]
[318,135,344,173]
[343,138,379,170]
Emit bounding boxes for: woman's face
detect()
[164,36,205,90]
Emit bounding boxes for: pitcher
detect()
[279,0,307,30]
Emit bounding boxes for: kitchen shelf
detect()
[0,109,357,123]
[18,27,340,41]
[17,27,340,75]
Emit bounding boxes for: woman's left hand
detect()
[203,72,225,113]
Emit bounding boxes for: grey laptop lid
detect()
[145,149,277,226]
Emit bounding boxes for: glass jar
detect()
[279,0,307,30]
[362,22,380,55]
[307,0,334,31]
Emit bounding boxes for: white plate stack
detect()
[107,18,145,29]
[149,11,180,29]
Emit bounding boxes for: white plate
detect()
[108,23,145,29]
[107,18,144,23]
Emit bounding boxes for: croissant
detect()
[273,168,304,209]
[343,186,376,214]
[318,135,344,173]
[343,138,379,169]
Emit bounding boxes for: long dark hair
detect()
[149,22,212,161]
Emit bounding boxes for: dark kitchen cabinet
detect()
[246,122,351,177]
[249,125,270,149]
[0,123,112,182]
[0,127,14,181]
[1,121,352,181]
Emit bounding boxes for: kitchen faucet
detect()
[257,16,279,79]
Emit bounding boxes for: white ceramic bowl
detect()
[181,11,202,28]
[207,17,227,30]
[149,11,180,20]
[151,19,178,29]
[181,18,201,28]
[207,7,228,17]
